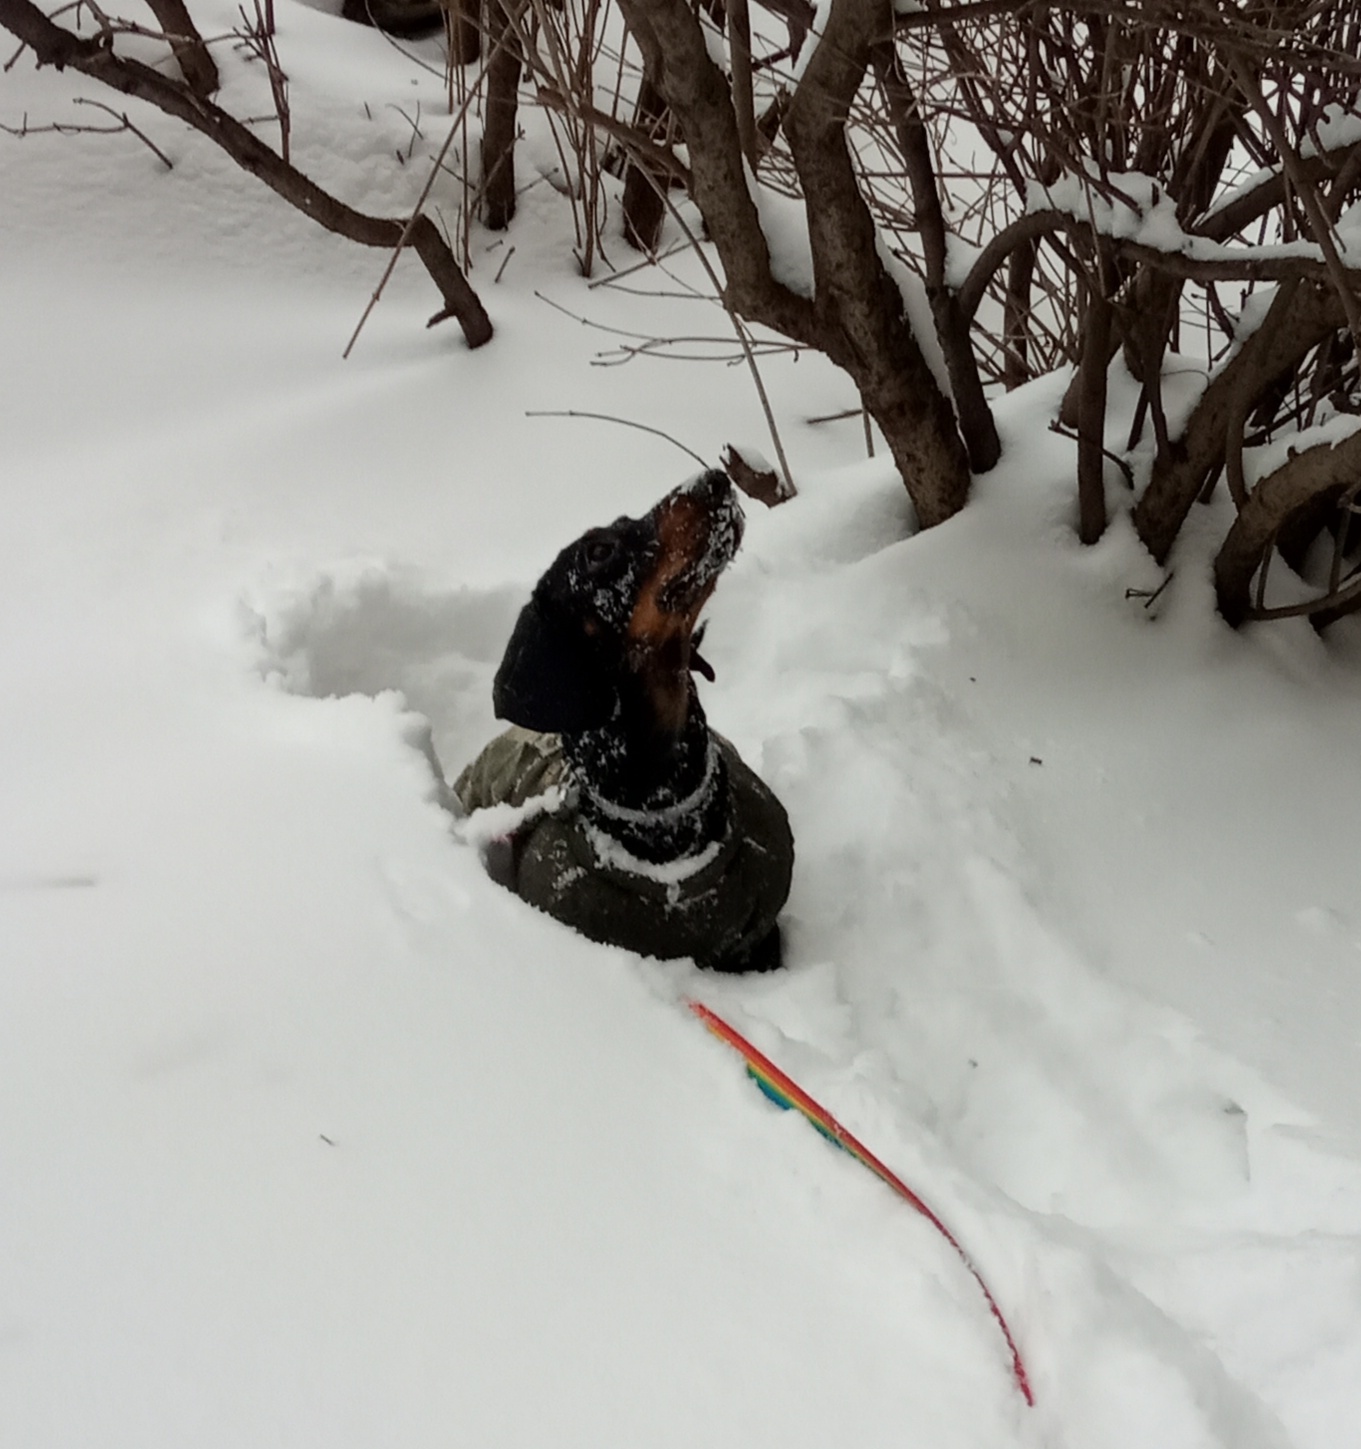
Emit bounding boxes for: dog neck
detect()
[561,682,730,863]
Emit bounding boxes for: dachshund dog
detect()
[454,469,793,973]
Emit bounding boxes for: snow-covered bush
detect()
[4,0,1360,623]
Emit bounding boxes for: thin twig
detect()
[525,410,709,467]
[342,50,494,359]
[387,100,423,161]
[1247,568,1361,622]
[586,237,691,289]
[533,289,795,358]
[363,0,446,79]
[1125,572,1174,610]
[1048,419,1135,487]
[74,95,174,165]
[1,97,174,166]
[657,189,796,496]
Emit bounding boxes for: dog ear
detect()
[493,597,618,734]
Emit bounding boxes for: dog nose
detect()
[691,469,732,504]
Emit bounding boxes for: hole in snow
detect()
[249,565,523,781]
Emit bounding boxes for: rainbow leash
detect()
[688,1000,1035,1407]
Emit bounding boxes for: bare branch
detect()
[1216,424,1361,626]
[143,0,218,97]
[0,0,492,347]
[1,94,174,166]
[525,410,709,466]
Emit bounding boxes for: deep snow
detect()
[4,7,1361,1446]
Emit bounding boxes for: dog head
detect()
[493,469,744,736]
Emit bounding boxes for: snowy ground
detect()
[5,8,1361,1446]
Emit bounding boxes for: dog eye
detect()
[584,538,617,568]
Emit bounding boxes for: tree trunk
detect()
[1076,279,1112,544]
[726,0,757,167]
[1002,240,1034,390]
[621,77,668,253]
[481,0,521,231]
[1133,281,1345,563]
[618,0,970,528]
[782,0,969,524]
[143,0,219,97]
[871,42,998,473]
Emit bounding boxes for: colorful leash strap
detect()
[688,1000,1035,1407]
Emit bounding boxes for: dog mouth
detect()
[622,469,743,734]
[647,469,745,618]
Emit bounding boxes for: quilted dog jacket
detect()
[454,726,793,972]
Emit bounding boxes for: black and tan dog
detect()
[455,469,792,972]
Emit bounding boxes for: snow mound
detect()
[250,564,524,775]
